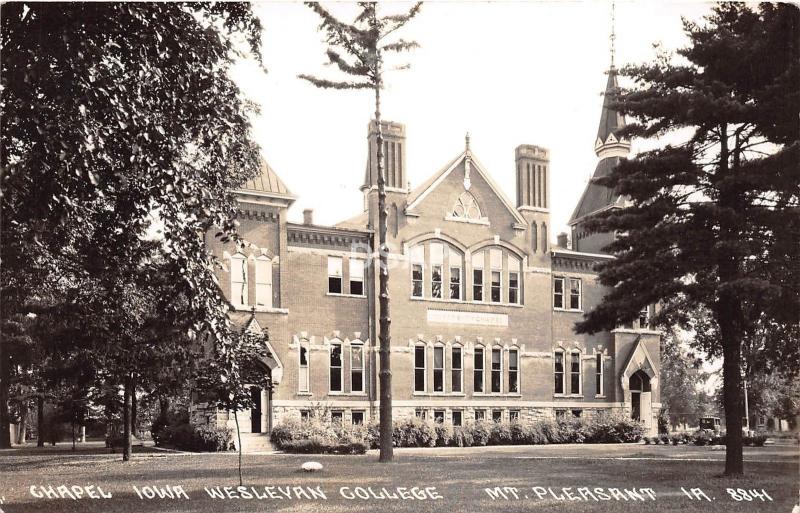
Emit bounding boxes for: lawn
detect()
[0,442,796,513]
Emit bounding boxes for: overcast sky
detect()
[231,1,717,236]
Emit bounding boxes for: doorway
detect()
[629,370,651,422]
[250,386,262,433]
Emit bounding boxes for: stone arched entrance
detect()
[629,370,651,422]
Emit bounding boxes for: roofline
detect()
[568,203,622,227]
[286,222,373,238]
[406,150,528,226]
[233,188,297,201]
[551,248,615,260]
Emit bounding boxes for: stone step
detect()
[234,433,275,453]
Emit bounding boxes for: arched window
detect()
[255,255,272,307]
[508,347,519,393]
[433,344,445,393]
[531,223,538,253]
[473,345,485,393]
[414,343,427,392]
[351,341,365,393]
[408,240,464,301]
[451,191,482,220]
[298,340,310,393]
[230,252,248,307]
[541,222,548,252]
[569,350,582,395]
[451,344,463,393]
[490,346,503,393]
[330,340,343,393]
[554,349,565,394]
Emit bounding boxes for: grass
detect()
[0,443,796,513]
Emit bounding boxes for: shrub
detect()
[450,426,474,447]
[489,422,513,445]
[164,423,233,452]
[669,435,681,445]
[540,420,564,444]
[393,417,436,447]
[693,432,710,446]
[644,436,652,445]
[470,421,491,446]
[659,434,670,445]
[434,422,453,447]
[751,434,767,447]
[281,438,367,455]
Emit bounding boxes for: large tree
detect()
[576,3,799,475]
[299,1,422,462]
[1,3,265,451]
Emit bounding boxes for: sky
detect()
[231,1,718,236]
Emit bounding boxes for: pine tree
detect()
[299,1,422,462]
[576,3,800,475]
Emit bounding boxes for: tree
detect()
[1,3,265,451]
[576,3,800,475]
[659,328,710,430]
[299,1,422,462]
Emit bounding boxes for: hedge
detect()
[270,412,645,454]
[160,423,234,452]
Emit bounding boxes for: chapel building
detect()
[196,65,661,440]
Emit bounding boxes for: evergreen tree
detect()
[576,3,799,475]
[299,1,422,462]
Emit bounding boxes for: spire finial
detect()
[610,1,616,70]
[465,132,471,151]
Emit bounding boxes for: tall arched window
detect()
[531,223,538,253]
[451,191,482,220]
[230,253,248,307]
[330,340,343,393]
[298,341,310,393]
[554,349,565,394]
[255,255,272,307]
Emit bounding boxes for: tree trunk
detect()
[16,401,28,445]
[374,83,393,463]
[37,395,44,447]
[234,410,243,486]
[716,123,744,476]
[122,378,133,462]
[0,341,11,449]
[131,377,138,438]
[71,419,76,451]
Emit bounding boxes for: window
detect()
[230,253,248,306]
[433,410,445,424]
[351,343,364,393]
[328,257,343,294]
[474,409,485,422]
[491,347,502,393]
[452,191,482,220]
[433,345,444,392]
[298,343,310,393]
[452,410,463,427]
[569,278,581,310]
[638,306,649,329]
[255,256,272,306]
[473,346,484,393]
[554,349,565,394]
[450,249,461,299]
[414,345,426,392]
[300,410,311,421]
[451,345,463,393]
[472,251,484,301]
[492,410,502,423]
[411,246,424,297]
[555,409,566,421]
[331,410,343,424]
[352,411,365,425]
[572,409,582,418]
[570,351,581,395]
[490,248,502,302]
[509,410,520,422]
[431,243,443,299]
[553,277,564,309]
[330,342,343,392]
[350,259,365,296]
[509,256,520,304]
[415,409,427,420]
[508,348,519,393]
[595,353,603,396]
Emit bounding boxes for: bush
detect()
[281,438,367,455]
[393,417,436,447]
[434,422,453,447]
[693,432,710,446]
[489,422,513,445]
[659,434,670,445]
[271,417,371,454]
[470,421,491,446]
[669,435,681,445]
[450,426,474,447]
[163,423,233,452]
[751,434,767,447]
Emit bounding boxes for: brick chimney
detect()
[303,209,313,225]
[557,232,569,249]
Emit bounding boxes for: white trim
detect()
[297,341,310,394]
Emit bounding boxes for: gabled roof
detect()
[621,335,658,382]
[568,156,625,224]
[596,68,627,146]
[234,158,296,201]
[405,150,527,226]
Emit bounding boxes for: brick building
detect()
[197,65,661,438]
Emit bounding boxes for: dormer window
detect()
[451,192,481,220]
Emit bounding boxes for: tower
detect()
[515,144,551,258]
[568,4,630,254]
[361,120,407,195]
